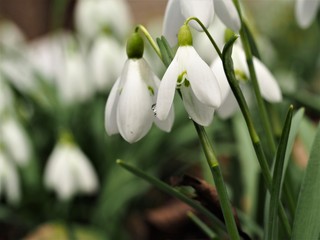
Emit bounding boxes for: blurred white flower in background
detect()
[163,0,241,46]
[0,116,31,167]
[44,132,99,201]
[0,20,25,49]
[211,45,282,119]
[0,151,21,205]
[75,0,132,40]
[0,76,14,114]
[295,0,320,28]
[89,35,125,91]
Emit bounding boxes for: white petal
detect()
[210,57,232,103]
[180,0,214,31]
[117,59,154,143]
[295,0,320,28]
[163,0,186,46]
[183,47,221,108]
[217,91,239,119]
[214,0,241,32]
[181,86,215,126]
[253,57,282,103]
[156,59,179,121]
[105,78,120,135]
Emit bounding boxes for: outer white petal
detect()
[156,59,180,121]
[151,74,175,132]
[180,0,214,31]
[217,91,239,119]
[70,147,99,194]
[163,0,185,46]
[295,0,320,28]
[210,57,232,103]
[117,59,154,143]
[1,118,31,166]
[214,0,241,32]
[105,78,120,135]
[183,47,221,108]
[253,57,282,103]
[181,86,215,126]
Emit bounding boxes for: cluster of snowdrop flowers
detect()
[105,33,174,143]
[44,131,99,201]
[295,0,320,28]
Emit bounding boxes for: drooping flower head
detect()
[211,43,282,118]
[105,32,174,143]
[44,131,99,201]
[163,0,241,46]
[156,24,221,126]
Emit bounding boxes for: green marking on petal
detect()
[148,86,155,96]
[177,70,187,88]
[235,69,249,83]
[184,79,190,87]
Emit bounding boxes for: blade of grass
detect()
[291,124,320,240]
[187,211,217,240]
[116,159,227,238]
[267,106,293,240]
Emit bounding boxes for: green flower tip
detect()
[126,32,144,59]
[178,24,193,46]
[224,29,236,43]
[59,130,74,145]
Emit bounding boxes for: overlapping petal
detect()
[105,78,120,135]
[213,0,241,32]
[116,59,154,143]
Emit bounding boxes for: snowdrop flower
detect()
[89,35,125,91]
[44,132,99,201]
[0,151,21,205]
[0,117,31,166]
[163,0,241,46]
[211,44,282,119]
[75,0,132,40]
[295,0,320,28]
[0,20,25,49]
[105,33,174,143]
[156,25,221,126]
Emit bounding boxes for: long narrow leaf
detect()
[292,124,320,240]
[267,106,293,240]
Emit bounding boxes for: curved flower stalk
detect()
[295,0,320,28]
[105,33,174,143]
[75,0,132,40]
[156,25,221,126]
[89,35,126,91]
[0,151,21,205]
[211,45,282,118]
[163,0,241,46]
[44,132,99,201]
[0,116,31,166]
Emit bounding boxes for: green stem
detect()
[185,17,222,59]
[135,25,162,59]
[188,211,217,240]
[232,0,276,155]
[193,123,240,240]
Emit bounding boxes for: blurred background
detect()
[0,0,319,239]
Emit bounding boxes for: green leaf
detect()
[292,123,320,240]
[267,106,293,240]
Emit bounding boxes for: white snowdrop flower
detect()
[211,45,282,119]
[105,33,174,143]
[44,133,99,201]
[56,42,93,105]
[156,25,221,126]
[0,117,31,166]
[163,0,241,46]
[75,0,132,40]
[0,151,21,205]
[89,35,125,91]
[295,0,320,28]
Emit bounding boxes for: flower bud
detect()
[126,32,144,59]
[224,29,235,43]
[178,24,193,46]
